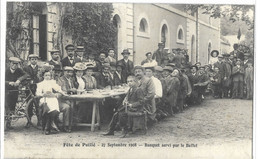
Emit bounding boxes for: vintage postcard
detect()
[1,0,257,158]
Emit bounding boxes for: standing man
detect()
[5,57,28,128]
[213,54,225,98]
[23,54,40,127]
[104,48,117,66]
[75,46,87,62]
[222,53,232,98]
[232,59,245,99]
[57,66,77,132]
[61,44,80,67]
[152,43,165,66]
[49,50,63,71]
[117,49,134,83]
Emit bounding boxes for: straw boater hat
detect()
[50,50,60,55]
[102,63,111,69]
[75,46,85,52]
[154,66,163,72]
[28,54,39,59]
[211,50,219,57]
[218,54,224,58]
[134,65,144,72]
[9,57,21,63]
[145,52,152,56]
[73,62,87,71]
[63,66,74,71]
[142,63,155,71]
[65,44,75,50]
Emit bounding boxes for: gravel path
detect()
[4,98,253,159]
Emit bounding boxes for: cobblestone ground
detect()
[4,98,253,159]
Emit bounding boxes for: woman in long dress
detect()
[36,68,64,135]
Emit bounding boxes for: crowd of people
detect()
[5,42,254,137]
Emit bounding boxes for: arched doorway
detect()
[113,14,122,60]
[31,2,47,61]
[161,24,168,47]
[191,35,195,64]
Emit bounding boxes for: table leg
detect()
[91,101,97,131]
[96,102,100,130]
[69,100,75,131]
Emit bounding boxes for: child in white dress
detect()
[36,69,64,135]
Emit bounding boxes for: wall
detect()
[133,4,187,65]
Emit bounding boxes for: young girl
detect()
[36,66,64,135]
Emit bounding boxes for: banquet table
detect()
[62,87,129,131]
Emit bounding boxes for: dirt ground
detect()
[4,97,253,159]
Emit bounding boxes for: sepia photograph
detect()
[1,0,257,158]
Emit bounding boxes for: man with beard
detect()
[61,44,80,67]
[49,50,63,71]
[134,65,156,121]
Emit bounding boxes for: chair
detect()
[126,110,147,134]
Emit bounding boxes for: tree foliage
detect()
[6,2,33,58]
[63,3,117,56]
[185,4,254,30]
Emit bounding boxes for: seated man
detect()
[103,76,145,138]
[57,66,77,132]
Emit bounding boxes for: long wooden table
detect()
[62,88,129,131]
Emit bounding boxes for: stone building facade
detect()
[8,2,221,66]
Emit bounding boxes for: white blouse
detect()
[76,76,85,90]
[36,80,62,112]
[151,76,162,98]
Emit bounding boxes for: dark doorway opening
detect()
[39,15,47,61]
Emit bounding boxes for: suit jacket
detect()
[222,61,232,87]
[23,65,39,84]
[73,76,87,90]
[138,76,156,116]
[117,59,134,83]
[112,72,122,86]
[214,61,225,79]
[61,56,81,67]
[163,76,180,107]
[232,65,244,82]
[104,57,117,66]
[49,60,63,71]
[123,86,145,112]
[152,49,163,66]
[95,72,114,89]
[57,76,76,93]
[245,66,253,82]
[5,68,28,91]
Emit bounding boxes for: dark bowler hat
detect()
[121,49,130,55]
[166,63,176,68]
[28,54,39,59]
[53,65,62,72]
[145,52,152,56]
[9,57,21,63]
[75,46,85,52]
[163,66,173,73]
[190,65,198,70]
[65,44,75,50]
[116,62,124,68]
[50,50,60,55]
[211,50,219,57]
